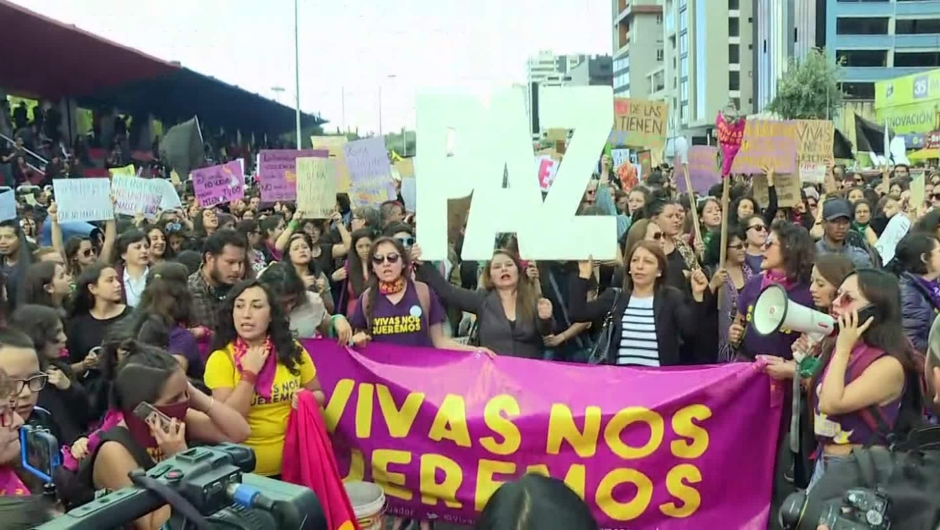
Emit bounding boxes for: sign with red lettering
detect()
[609,98,668,149]
[536,156,558,191]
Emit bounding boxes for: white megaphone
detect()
[752,284,835,341]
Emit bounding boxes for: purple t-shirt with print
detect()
[349,281,447,348]
[737,273,814,360]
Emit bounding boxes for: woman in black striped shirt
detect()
[568,241,708,367]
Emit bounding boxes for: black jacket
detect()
[899,272,939,353]
[567,277,702,366]
[36,359,91,446]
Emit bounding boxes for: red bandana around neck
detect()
[378,277,405,295]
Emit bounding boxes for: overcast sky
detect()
[12,0,612,135]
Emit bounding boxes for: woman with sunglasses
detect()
[48,202,116,281]
[728,220,815,361]
[890,233,940,353]
[647,199,698,291]
[742,216,769,273]
[349,237,487,353]
[806,269,924,488]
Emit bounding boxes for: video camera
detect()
[781,487,890,530]
[36,444,327,530]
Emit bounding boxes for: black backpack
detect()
[796,426,940,530]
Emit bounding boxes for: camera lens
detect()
[779,490,809,529]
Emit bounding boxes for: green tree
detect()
[767,48,843,120]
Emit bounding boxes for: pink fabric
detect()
[233,336,277,400]
[282,391,358,530]
[62,409,124,472]
[0,467,29,496]
[760,269,797,291]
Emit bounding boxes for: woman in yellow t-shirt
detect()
[204,279,326,478]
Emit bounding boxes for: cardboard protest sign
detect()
[637,150,652,180]
[311,136,352,192]
[546,128,567,142]
[295,157,337,219]
[393,158,415,179]
[111,176,165,218]
[609,98,668,149]
[344,137,395,207]
[192,161,245,208]
[795,120,834,184]
[258,149,329,202]
[752,172,802,208]
[676,146,720,194]
[53,178,113,222]
[611,148,640,190]
[730,120,798,175]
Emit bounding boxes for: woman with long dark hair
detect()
[85,343,249,530]
[204,280,325,478]
[47,202,116,280]
[568,241,708,366]
[20,261,70,314]
[728,220,815,361]
[144,224,173,264]
[284,232,334,313]
[808,269,924,488]
[257,263,352,341]
[646,199,698,291]
[333,228,374,316]
[704,225,753,362]
[890,233,940,353]
[64,264,130,377]
[0,219,32,312]
[117,262,203,379]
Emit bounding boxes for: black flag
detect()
[159,116,204,179]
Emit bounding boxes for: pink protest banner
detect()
[258,149,328,202]
[303,340,783,529]
[191,161,245,208]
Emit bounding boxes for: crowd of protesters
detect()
[0,121,937,530]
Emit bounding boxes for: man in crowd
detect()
[815,198,873,267]
[188,229,248,330]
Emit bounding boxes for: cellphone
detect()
[20,426,60,483]
[132,402,171,431]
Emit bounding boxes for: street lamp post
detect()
[271,86,285,104]
[293,0,302,149]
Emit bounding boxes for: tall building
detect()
[612,0,665,98]
[524,51,600,137]
[753,0,826,111]
[662,0,754,142]
[569,55,614,87]
[828,0,940,101]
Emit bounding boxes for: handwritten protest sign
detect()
[191,161,245,208]
[305,340,781,529]
[794,120,834,183]
[752,172,802,208]
[730,120,798,175]
[295,157,337,219]
[0,189,15,221]
[53,178,113,222]
[609,98,668,148]
[677,146,720,194]
[111,176,164,218]
[344,137,395,207]
[311,136,352,192]
[535,156,559,191]
[258,150,329,202]
[611,148,641,190]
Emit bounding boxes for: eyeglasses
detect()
[396,236,415,248]
[372,253,401,265]
[762,238,779,251]
[165,222,183,233]
[82,248,95,257]
[748,224,767,233]
[728,243,745,250]
[807,201,818,209]
[932,193,940,201]
[12,374,47,394]
[650,232,664,240]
